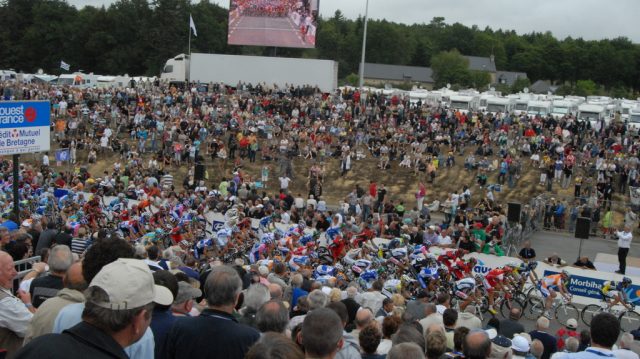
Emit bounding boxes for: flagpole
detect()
[187,17,191,86]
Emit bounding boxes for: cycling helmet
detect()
[561,269,570,277]
[622,277,632,285]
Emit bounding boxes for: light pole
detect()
[358,0,369,93]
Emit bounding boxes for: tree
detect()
[469,70,491,89]
[511,77,531,94]
[575,80,598,96]
[431,49,470,88]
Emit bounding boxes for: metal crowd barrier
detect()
[12,256,41,289]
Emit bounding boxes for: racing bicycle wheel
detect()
[500,297,525,318]
[581,304,605,327]
[555,302,580,326]
[619,310,640,332]
[525,297,545,320]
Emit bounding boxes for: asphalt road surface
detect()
[228,15,312,48]
[476,229,640,348]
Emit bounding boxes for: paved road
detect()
[476,229,640,345]
[228,16,312,48]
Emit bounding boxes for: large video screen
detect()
[228,0,319,48]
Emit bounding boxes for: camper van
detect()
[0,70,17,81]
[486,97,515,115]
[620,101,639,121]
[551,99,579,118]
[628,107,640,133]
[96,75,131,89]
[526,100,552,117]
[57,73,100,88]
[449,94,480,114]
[578,103,607,128]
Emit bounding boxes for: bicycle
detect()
[527,294,579,324]
[581,300,640,332]
[494,289,525,318]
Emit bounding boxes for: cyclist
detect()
[601,277,634,311]
[540,270,572,318]
[484,266,508,314]
[453,275,481,311]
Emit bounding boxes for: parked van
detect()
[551,100,578,118]
[449,94,480,114]
[578,103,607,128]
[486,97,515,115]
[526,100,552,117]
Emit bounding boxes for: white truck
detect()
[578,103,607,128]
[449,94,480,114]
[551,99,578,118]
[160,53,339,92]
[486,97,515,115]
[526,100,552,117]
[628,107,640,133]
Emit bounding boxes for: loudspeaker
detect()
[575,217,591,239]
[507,202,521,223]
[194,164,205,181]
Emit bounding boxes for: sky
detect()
[68,0,640,43]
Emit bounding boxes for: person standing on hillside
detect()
[615,226,633,275]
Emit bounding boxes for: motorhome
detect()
[96,75,131,88]
[526,100,552,117]
[629,107,640,133]
[486,97,515,115]
[577,103,607,128]
[551,99,579,118]
[449,94,480,114]
[0,70,17,81]
[57,73,100,88]
[620,101,639,121]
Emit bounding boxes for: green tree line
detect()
[1,0,639,94]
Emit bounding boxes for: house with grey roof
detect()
[361,55,504,89]
[495,71,528,87]
[359,63,434,88]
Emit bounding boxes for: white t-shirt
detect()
[294,197,305,209]
[279,177,291,189]
[100,135,109,147]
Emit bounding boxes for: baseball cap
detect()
[90,258,174,309]
[511,335,530,352]
[174,281,202,304]
[566,318,578,329]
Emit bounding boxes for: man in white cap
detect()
[512,335,531,359]
[16,258,173,359]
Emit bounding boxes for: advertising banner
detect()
[0,101,51,155]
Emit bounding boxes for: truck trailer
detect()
[160,53,339,92]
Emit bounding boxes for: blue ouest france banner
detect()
[0,101,51,155]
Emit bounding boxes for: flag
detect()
[55,148,69,162]
[189,14,197,37]
[60,60,70,71]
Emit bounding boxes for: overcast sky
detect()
[68,0,640,42]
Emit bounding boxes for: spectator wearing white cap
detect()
[16,258,173,359]
[512,335,531,359]
[555,318,578,351]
